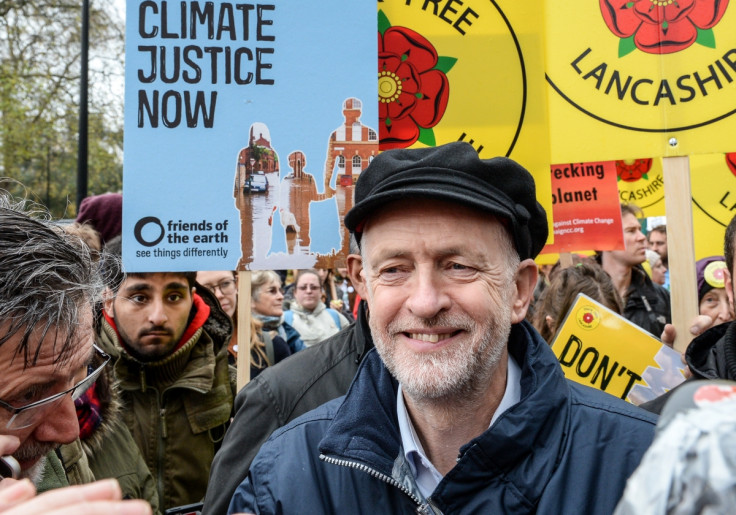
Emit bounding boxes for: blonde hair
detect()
[251,270,282,301]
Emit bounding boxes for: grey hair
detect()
[251,270,282,301]
[0,192,104,367]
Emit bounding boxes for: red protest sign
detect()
[541,160,623,254]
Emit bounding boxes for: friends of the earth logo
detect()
[576,305,601,330]
[546,0,736,133]
[378,10,454,149]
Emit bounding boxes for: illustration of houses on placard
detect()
[324,98,378,188]
[235,127,279,196]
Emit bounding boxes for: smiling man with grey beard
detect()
[230,142,659,515]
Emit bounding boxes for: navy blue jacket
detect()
[230,321,657,514]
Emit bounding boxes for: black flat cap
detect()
[344,141,548,260]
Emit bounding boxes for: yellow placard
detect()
[546,1,736,162]
[551,294,686,405]
[378,0,552,232]
[691,152,736,258]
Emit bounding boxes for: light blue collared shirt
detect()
[396,354,521,499]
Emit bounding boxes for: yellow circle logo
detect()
[546,1,736,133]
[376,2,526,158]
[576,306,601,330]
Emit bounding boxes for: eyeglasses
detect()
[0,344,111,430]
[202,279,236,296]
[297,284,321,291]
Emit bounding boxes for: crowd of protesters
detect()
[2,143,736,514]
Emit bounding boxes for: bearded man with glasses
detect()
[0,197,104,485]
[0,193,152,515]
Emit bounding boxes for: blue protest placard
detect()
[123,1,378,271]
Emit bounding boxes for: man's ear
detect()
[103,287,115,318]
[346,253,368,300]
[545,315,554,331]
[510,259,539,324]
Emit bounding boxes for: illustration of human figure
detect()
[321,97,378,264]
[233,123,281,269]
[274,150,335,256]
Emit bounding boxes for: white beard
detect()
[371,302,512,402]
[25,455,47,485]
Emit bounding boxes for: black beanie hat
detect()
[344,141,548,260]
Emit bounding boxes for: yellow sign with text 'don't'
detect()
[551,294,686,405]
[546,1,736,162]
[377,0,552,233]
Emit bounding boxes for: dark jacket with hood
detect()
[229,320,657,515]
[98,285,235,510]
[641,321,736,414]
[623,264,671,337]
[202,303,372,515]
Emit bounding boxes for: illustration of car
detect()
[245,172,268,193]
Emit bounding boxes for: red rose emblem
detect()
[378,26,450,149]
[616,158,652,182]
[600,0,729,55]
[726,152,736,177]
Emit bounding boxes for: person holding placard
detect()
[533,260,623,344]
[643,224,736,414]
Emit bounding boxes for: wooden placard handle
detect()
[559,252,574,269]
[663,156,698,353]
[236,270,252,392]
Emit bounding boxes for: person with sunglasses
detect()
[283,269,350,347]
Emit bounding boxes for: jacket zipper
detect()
[157,391,166,503]
[319,454,443,514]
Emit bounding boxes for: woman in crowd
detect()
[695,256,734,329]
[284,269,350,347]
[314,268,355,322]
[645,249,667,287]
[250,270,305,353]
[533,260,623,344]
[196,270,292,376]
